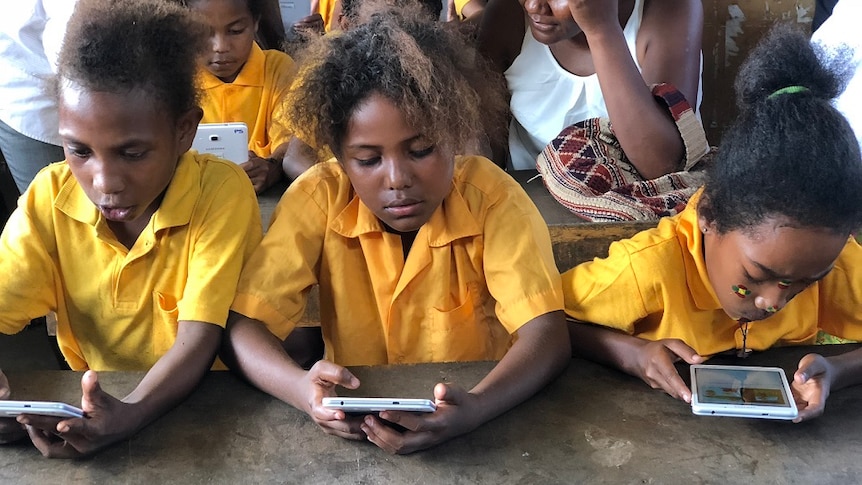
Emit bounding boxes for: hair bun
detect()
[733,23,847,110]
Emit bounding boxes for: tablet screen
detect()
[693,366,791,408]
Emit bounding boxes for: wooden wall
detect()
[700,0,816,145]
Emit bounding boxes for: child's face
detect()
[57,82,200,226]
[192,0,258,83]
[699,215,847,322]
[338,93,455,233]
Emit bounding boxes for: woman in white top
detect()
[0,0,77,193]
[478,0,702,177]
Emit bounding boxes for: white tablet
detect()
[0,400,84,419]
[279,0,313,30]
[690,364,798,420]
[192,122,249,164]
[322,397,436,413]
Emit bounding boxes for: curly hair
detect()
[285,0,507,158]
[56,0,208,121]
[340,0,443,26]
[184,0,264,20]
[700,24,862,235]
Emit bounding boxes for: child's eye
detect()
[353,157,380,167]
[228,28,245,35]
[67,148,91,159]
[741,270,766,285]
[410,146,434,158]
[122,151,146,160]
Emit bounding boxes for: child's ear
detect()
[176,107,204,154]
[696,195,717,235]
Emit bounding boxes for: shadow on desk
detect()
[2,345,862,483]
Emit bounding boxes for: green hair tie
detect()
[767,85,810,99]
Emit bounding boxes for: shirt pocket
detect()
[152,291,180,358]
[427,283,493,362]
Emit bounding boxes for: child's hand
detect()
[791,353,834,423]
[303,360,365,440]
[17,371,137,458]
[292,14,325,36]
[240,151,283,194]
[0,370,27,444]
[632,339,703,403]
[360,382,480,455]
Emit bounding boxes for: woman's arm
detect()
[575,0,702,179]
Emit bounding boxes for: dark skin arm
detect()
[566,0,702,178]
[792,347,862,422]
[18,321,221,458]
[222,312,366,439]
[568,319,704,402]
[361,310,570,454]
[224,310,570,452]
[478,0,702,176]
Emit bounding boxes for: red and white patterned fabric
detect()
[536,83,711,222]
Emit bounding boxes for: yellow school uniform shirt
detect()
[0,152,262,371]
[232,155,563,366]
[318,0,337,31]
[563,191,862,356]
[198,42,294,158]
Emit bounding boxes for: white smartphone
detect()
[192,122,249,164]
[0,400,84,419]
[322,397,437,413]
[690,364,798,420]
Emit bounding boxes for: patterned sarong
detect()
[536,83,712,222]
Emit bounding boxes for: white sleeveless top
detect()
[504,0,644,170]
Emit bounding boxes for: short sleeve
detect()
[480,177,564,334]
[816,238,862,340]
[0,189,58,333]
[176,166,263,326]
[231,173,329,339]
[562,239,650,334]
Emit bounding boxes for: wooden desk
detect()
[2,345,861,482]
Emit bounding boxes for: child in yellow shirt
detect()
[563,26,862,423]
[0,0,262,457]
[188,0,316,193]
[222,2,569,455]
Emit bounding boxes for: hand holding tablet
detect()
[690,364,798,420]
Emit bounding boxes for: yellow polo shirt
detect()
[563,191,862,356]
[0,152,262,371]
[232,155,563,366]
[198,42,294,158]
[318,0,337,31]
